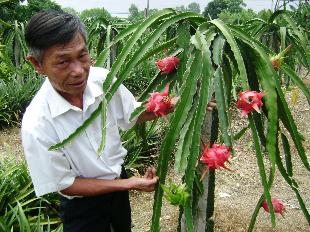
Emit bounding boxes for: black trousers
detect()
[59,170,131,232]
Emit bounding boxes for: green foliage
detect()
[0,71,43,128]
[243,11,310,70]
[80,7,112,25]
[291,2,310,37]
[81,8,128,67]
[176,2,201,14]
[19,0,62,21]
[2,20,28,67]
[62,7,79,16]
[187,2,201,14]
[0,0,24,23]
[47,8,310,231]
[219,9,257,25]
[128,4,144,21]
[161,181,189,206]
[203,0,246,19]
[0,158,61,231]
[128,4,159,22]
[0,2,309,230]
[0,0,61,23]
[123,120,162,171]
[257,9,273,21]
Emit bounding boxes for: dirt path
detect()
[1,87,309,231]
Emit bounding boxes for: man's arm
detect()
[61,167,158,196]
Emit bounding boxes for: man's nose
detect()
[70,60,84,76]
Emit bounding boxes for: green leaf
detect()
[137,38,177,66]
[102,9,175,96]
[210,19,248,90]
[278,94,310,171]
[281,14,310,68]
[275,138,310,223]
[95,20,145,66]
[129,105,146,122]
[279,27,286,51]
[248,116,276,227]
[213,36,232,148]
[151,50,203,232]
[49,103,101,151]
[233,125,249,141]
[280,133,293,177]
[106,12,203,101]
[174,101,197,173]
[183,30,213,231]
[137,71,164,102]
[281,64,310,105]
[97,97,107,155]
[184,57,211,231]
[230,26,279,171]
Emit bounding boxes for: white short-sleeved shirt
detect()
[21,67,140,197]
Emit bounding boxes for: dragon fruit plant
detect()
[50,9,310,232]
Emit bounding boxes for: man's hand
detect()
[129,167,159,192]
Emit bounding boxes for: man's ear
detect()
[26,55,45,75]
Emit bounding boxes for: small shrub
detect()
[0,74,43,128]
[0,157,61,231]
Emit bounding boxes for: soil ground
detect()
[0,86,309,232]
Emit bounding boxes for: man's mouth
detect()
[70,79,85,88]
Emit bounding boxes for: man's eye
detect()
[58,60,68,64]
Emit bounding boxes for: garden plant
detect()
[49,8,310,232]
[0,0,309,231]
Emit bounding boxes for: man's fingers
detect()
[151,166,156,177]
[144,166,157,179]
[144,167,151,178]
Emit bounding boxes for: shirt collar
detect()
[46,77,104,118]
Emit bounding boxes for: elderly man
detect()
[22,10,161,232]
[22,10,216,232]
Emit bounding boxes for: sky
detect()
[51,0,275,15]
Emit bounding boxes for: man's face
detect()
[30,33,91,100]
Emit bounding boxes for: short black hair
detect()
[25,10,87,62]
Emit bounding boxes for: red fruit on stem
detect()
[145,84,179,117]
[200,143,231,170]
[236,90,265,117]
[262,198,285,217]
[155,56,180,74]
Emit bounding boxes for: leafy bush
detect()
[123,119,164,172]
[0,73,43,128]
[0,157,61,231]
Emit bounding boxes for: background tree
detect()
[0,0,24,22]
[187,2,200,14]
[128,4,144,21]
[219,9,257,25]
[0,0,61,23]
[62,7,79,16]
[80,7,112,21]
[257,9,273,21]
[203,0,246,19]
[291,1,310,37]
[18,0,62,22]
[175,5,186,12]
[175,2,201,14]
